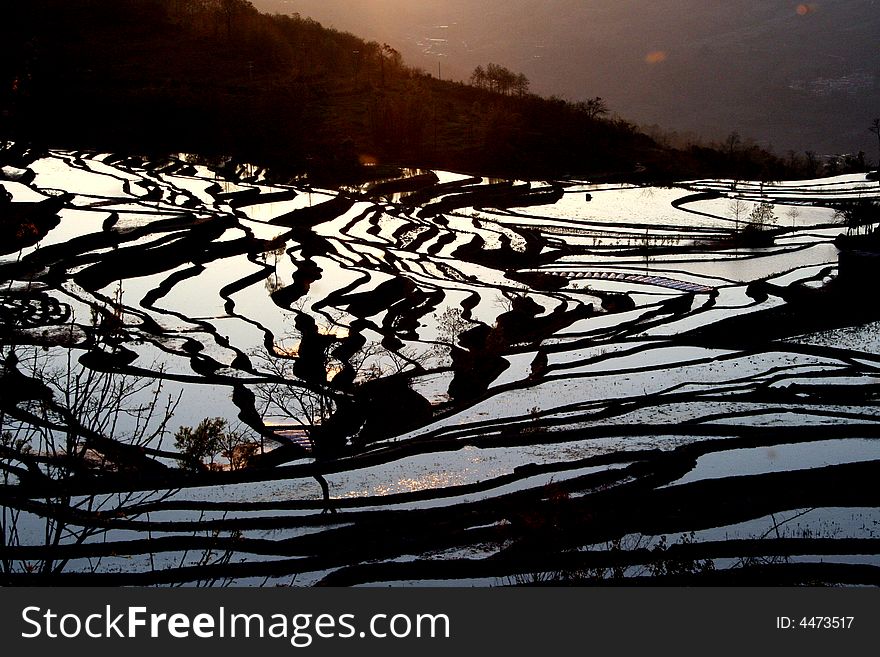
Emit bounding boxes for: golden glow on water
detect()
[339,472,462,499]
[337,447,505,498]
[796,3,816,15]
[396,473,460,492]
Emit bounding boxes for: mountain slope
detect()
[0,1,808,182]
[257,0,880,157]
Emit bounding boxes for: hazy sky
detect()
[251,0,880,158]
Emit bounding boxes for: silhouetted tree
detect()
[724,131,742,157]
[514,73,530,97]
[577,97,609,119]
[378,43,401,88]
[804,150,819,176]
[870,118,880,169]
[470,65,487,89]
[469,63,528,96]
[175,417,227,471]
[834,198,880,236]
[747,201,776,230]
[728,198,749,231]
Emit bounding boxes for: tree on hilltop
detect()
[576,97,609,119]
[469,63,528,96]
[870,118,880,169]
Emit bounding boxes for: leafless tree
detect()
[0,342,180,579]
[728,198,749,231]
[577,97,609,120]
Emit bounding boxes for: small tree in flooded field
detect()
[728,198,749,231]
[174,417,225,471]
[431,306,470,359]
[747,201,776,231]
[174,417,253,471]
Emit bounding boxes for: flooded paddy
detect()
[1,145,878,585]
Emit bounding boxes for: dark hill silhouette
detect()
[255,0,880,159]
[1,0,812,183]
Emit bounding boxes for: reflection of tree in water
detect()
[263,245,287,295]
[431,306,472,360]
[251,309,433,458]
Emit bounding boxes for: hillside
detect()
[0,0,811,182]
[256,0,880,158]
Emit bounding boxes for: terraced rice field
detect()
[1,146,879,585]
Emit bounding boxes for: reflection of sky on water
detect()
[671,439,880,487]
[4,150,880,583]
